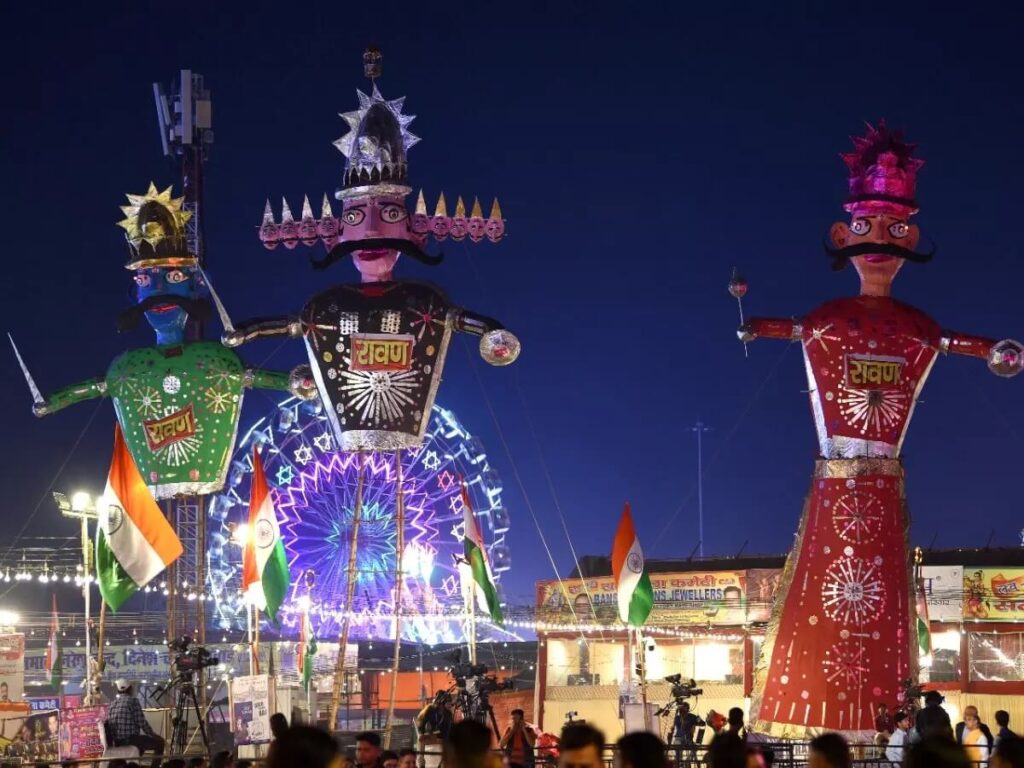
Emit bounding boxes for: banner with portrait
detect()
[58,705,107,761]
[0,635,26,713]
[230,675,273,745]
[0,709,59,762]
[964,567,1024,622]
[536,571,750,626]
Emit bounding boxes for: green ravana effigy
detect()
[11,183,313,498]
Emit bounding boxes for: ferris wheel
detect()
[206,396,512,643]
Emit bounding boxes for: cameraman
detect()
[109,678,165,766]
[673,702,704,747]
[416,692,454,768]
[499,709,536,768]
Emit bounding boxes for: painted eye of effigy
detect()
[166,270,188,284]
[343,208,366,226]
[134,274,151,287]
[887,222,909,238]
[850,219,871,236]
[380,204,407,223]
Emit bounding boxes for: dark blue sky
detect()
[2,2,1022,606]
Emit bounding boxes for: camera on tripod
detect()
[169,635,219,674]
[447,650,513,693]
[664,674,703,701]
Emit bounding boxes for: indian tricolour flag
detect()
[460,483,504,626]
[915,576,933,663]
[611,503,654,626]
[45,594,60,689]
[96,424,183,611]
[242,448,290,625]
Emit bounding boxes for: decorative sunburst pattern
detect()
[207,397,512,643]
[822,556,886,625]
[837,387,909,436]
[823,641,870,687]
[204,386,233,414]
[339,364,421,425]
[831,491,883,543]
[131,385,163,419]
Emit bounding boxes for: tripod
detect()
[153,672,209,755]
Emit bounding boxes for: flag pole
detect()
[248,604,256,675]
[383,450,405,748]
[637,625,649,727]
[330,451,366,731]
[81,513,92,698]
[94,599,107,703]
[254,607,261,674]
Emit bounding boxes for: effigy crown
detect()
[116,182,196,269]
[841,120,924,215]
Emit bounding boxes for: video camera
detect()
[168,636,219,674]
[447,650,512,692]
[664,674,703,700]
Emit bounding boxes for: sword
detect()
[198,267,236,334]
[7,333,44,405]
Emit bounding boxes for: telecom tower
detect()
[153,71,213,646]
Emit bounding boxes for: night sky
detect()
[1,2,1022,607]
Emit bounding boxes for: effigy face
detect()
[300,282,455,451]
[133,266,199,341]
[106,341,247,498]
[801,297,941,458]
[339,193,417,281]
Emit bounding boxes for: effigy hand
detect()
[288,364,319,400]
[987,339,1024,378]
[479,328,521,366]
[737,322,757,343]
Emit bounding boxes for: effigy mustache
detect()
[310,237,444,270]
[823,240,936,271]
[117,294,212,331]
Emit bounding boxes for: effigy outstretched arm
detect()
[33,378,108,417]
[942,330,1024,377]
[738,317,802,343]
[453,308,521,366]
[222,316,302,348]
[246,366,318,400]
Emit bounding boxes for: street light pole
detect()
[53,491,99,702]
[691,421,711,558]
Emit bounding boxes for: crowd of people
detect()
[56,691,1024,768]
[872,693,1019,765]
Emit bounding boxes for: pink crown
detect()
[841,120,924,215]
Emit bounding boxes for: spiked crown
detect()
[842,120,924,215]
[333,84,420,199]
[116,183,196,269]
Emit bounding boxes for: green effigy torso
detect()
[106,341,248,499]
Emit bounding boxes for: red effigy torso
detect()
[800,296,942,457]
[754,296,941,736]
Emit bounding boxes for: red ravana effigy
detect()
[739,121,1023,738]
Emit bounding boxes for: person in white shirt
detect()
[886,710,912,765]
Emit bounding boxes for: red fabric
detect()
[756,464,912,732]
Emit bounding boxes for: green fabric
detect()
[302,629,317,692]
[465,538,503,626]
[262,539,290,626]
[627,570,655,627]
[105,341,253,498]
[96,527,138,612]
